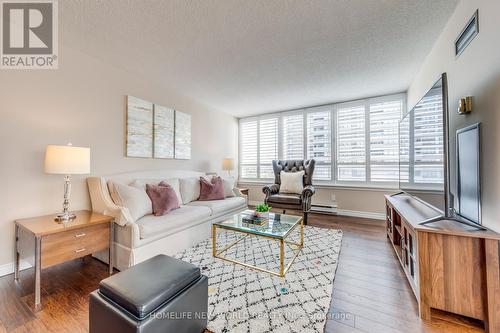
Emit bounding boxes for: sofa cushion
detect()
[179,177,201,204]
[187,196,246,215]
[136,205,211,239]
[199,176,225,201]
[146,183,180,216]
[98,254,201,320]
[267,193,302,205]
[109,182,152,222]
[221,177,236,198]
[131,178,182,204]
[279,170,304,194]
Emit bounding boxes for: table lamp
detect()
[44,144,90,222]
[222,158,235,176]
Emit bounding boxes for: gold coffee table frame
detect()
[212,217,304,277]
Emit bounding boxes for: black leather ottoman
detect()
[89,255,208,333]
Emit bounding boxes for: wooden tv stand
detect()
[385,193,500,332]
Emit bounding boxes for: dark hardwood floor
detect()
[0,213,484,332]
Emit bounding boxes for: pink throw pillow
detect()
[199,176,225,201]
[145,182,180,216]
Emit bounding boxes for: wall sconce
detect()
[458,96,473,114]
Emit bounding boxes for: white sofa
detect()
[87,170,247,271]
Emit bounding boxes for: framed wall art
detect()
[126,96,153,158]
[174,110,191,159]
[153,104,175,158]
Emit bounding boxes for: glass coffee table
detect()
[212,210,304,277]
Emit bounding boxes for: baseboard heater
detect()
[310,204,338,215]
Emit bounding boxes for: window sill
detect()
[237,179,398,192]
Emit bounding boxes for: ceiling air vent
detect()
[455,9,479,57]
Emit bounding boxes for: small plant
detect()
[255,203,271,212]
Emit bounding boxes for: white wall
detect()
[0,44,238,267]
[407,0,500,232]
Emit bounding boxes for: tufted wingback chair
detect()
[262,159,316,225]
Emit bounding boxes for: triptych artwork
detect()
[126,95,191,159]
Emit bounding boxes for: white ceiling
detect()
[60,0,458,118]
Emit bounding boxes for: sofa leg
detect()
[303,212,308,225]
[283,209,286,214]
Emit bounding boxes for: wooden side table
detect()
[14,210,114,308]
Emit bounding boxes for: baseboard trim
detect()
[0,260,32,277]
[248,201,385,221]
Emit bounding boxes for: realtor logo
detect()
[1,0,58,69]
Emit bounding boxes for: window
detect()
[336,104,366,182]
[239,93,405,188]
[369,99,403,182]
[307,107,332,180]
[413,93,444,184]
[259,118,278,178]
[239,120,258,178]
[282,114,304,160]
[239,118,278,179]
[399,91,444,189]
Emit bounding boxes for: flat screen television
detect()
[398,74,485,229]
[399,74,448,214]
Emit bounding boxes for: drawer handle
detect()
[74,248,86,253]
[74,233,87,238]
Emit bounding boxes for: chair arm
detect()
[301,185,315,212]
[302,185,315,198]
[262,184,280,197]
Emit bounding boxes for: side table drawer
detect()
[41,223,110,269]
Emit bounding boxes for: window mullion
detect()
[257,119,261,179]
[409,111,415,184]
[332,105,337,184]
[238,120,242,178]
[365,101,371,184]
[302,110,309,160]
[277,115,283,160]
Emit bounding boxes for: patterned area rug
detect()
[175,226,342,333]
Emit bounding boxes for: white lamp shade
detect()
[222,158,235,171]
[44,145,91,175]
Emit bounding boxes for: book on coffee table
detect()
[241,215,268,226]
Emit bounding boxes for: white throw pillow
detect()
[279,170,304,195]
[221,177,236,198]
[131,178,182,204]
[179,177,201,204]
[109,182,152,222]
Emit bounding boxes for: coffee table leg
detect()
[14,225,20,280]
[212,224,217,256]
[280,239,285,277]
[300,218,304,246]
[34,236,41,308]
